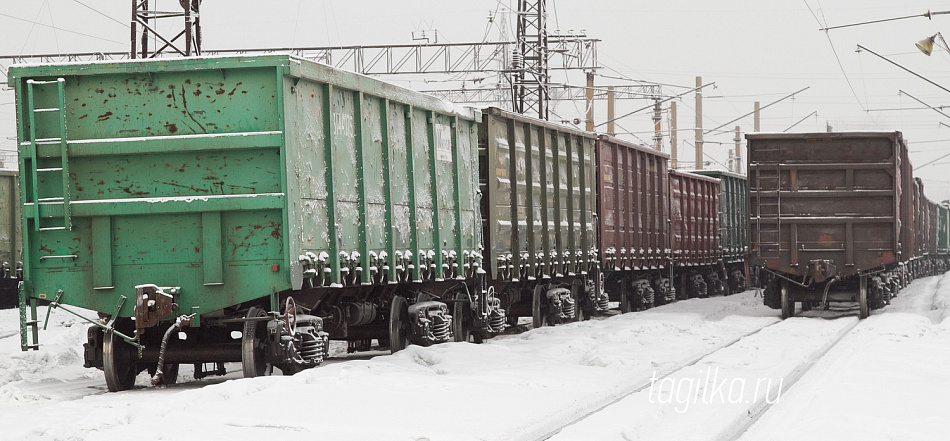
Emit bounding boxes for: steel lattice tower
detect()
[512,0,549,120]
[131,0,202,58]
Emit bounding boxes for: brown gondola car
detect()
[746,131,940,319]
[669,170,724,299]
[594,135,672,311]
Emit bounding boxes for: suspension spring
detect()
[431,316,451,342]
[488,308,507,333]
[560,297,576,319]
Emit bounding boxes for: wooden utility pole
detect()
[585,71,595,131]
[607,86,616,136]
[754,101,761,132]
[734,126,742,174]
[671,101,678,168]
[695,76,704,170]
[653,97,663,151]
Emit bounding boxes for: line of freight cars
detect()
[746,132,950,319]
[8,55,749,392]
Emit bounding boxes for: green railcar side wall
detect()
[481,107,596,281]
[11,57,290,318]
[282,60,481,287]
[0,171,20,266]
[693,170,749,263]
[10,55,481,321]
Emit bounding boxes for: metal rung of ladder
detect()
[753,163,782,259]
[20,296,41,351]
[26,77,71,232]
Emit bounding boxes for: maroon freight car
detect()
[669,170,724,298]
[594,135,671,311]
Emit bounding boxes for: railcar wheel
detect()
[859,275,869,319]
[780,279,794,319]
[242,306,272,378]
[532,285,550,328]
[571,281,585,322]
[452,300,482,343]
[620,278,632,314]
[389,296,410,353]
[147,362,180,385]
[103,321,138,392]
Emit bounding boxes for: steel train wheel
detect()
[103,322,137,392]
[780,279,794,319]
[148,361,180,385]
[242,306,272,378]
[620,277,633,314]
[452,300,482,343]
[389,296,410,353]
[571,281,585,322]
[532,285,550,328]
[859,275,869,319]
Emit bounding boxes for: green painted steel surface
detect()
[0,171,20,266]
[938,203,949,255]
[480,107,596,280]
[9,56,481,326]
[693,170,749,263]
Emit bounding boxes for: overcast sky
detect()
[2,1,950,201]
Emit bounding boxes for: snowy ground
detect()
[0,272,947,441]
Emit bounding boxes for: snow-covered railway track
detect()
[520,317,787,441]
[542,313,865,441]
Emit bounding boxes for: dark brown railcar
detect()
[669,170,724,298]
[747,132,911,319]
[594,136,672,310]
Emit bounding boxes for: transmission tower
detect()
[511,0,549,120]
[131,0,202,58]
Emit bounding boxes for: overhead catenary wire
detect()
[898,90,950,121]
[803,0,867,112]
[595,82,716,129]
[704,86,810,135]
[71,0,129,29]
[783,111,818,132]
[0,11,125,46]
[857,45,950,96]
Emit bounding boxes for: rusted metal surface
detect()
[746,132,909,279]
[669,170,720,268]
[594,135,670,271]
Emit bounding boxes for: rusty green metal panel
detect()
[9,55,481,327]
[481,107,597,280]
[0,171,20,267]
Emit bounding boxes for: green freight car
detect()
[9,55,498,391]
[692,169,750,294]
[0,170,21,309]
[479,108,604,327]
